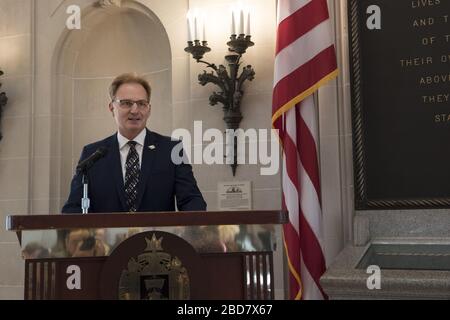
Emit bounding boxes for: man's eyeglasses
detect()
[112,99,150,110]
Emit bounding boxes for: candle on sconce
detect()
[200,12,206,41]
[239,9,244,35]
[202,16,206,41]
[194,16,198,40]
[231,10,236,35]
[246,12,250,36]
[187,17,192,42]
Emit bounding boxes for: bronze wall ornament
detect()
[185,33,255,176]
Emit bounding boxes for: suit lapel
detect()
[135,129,157,210]
[107,134,128,211]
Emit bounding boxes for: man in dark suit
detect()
[62,73,206,213]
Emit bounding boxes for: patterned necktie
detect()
[125,141,140,212]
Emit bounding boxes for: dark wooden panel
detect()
[349,0,450,209]
[24,253,275,300]
[7,210,288,231]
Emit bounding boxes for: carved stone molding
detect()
[0,70,8,142]
[96,0,122,8]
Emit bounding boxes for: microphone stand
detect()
[76,146,108,214]
[81,169,90,214]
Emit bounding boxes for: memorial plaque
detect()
[349,0,450,209]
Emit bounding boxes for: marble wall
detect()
[0,0,32,299]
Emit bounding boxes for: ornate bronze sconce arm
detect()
[185,34,255,176]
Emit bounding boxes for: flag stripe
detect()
[282,153,300,233]
[300,254,326,299]
[281,171,304,300]
[283,108,323,247]
[272,46,337,123]
[277,0,311,24]
[296,102,321,201]
[282,212,302,299]
[299,211,327,297]
[298,94,319,149]
[281,106,326,299]
[274,19,334,87]
[276,0,330,54]
[297,155,324,250]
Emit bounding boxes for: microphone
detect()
[76,147,108,173]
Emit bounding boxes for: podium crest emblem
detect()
[118,233,190,300]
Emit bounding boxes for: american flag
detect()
[272,0,338,300]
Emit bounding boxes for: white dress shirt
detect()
[117,129,146,182]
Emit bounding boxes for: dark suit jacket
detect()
[62,129,206,213]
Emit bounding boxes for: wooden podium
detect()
[6,210,287,300]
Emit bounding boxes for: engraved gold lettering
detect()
[413,17,435,27]
[435,114,450,123]
[422,36,436,45]
[419,74,450,85]
[400,56,433,67]
[422,94,450,103]
[411,0,441,9]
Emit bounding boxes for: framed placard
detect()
[349,0,450,209]
[217,181,252,211]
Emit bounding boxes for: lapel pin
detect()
[149,145,156,150]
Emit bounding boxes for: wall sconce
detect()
[184,8,255,176]
[0,70,8,142]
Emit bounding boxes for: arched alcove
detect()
[52,2,172,207]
